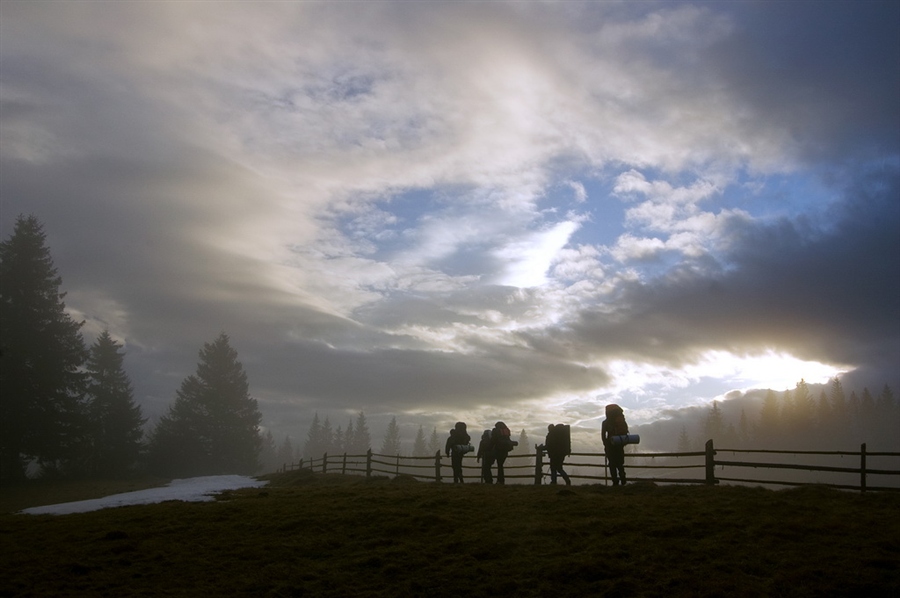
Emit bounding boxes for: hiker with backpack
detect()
[476,429,495,484]
[602,404,629,486]
[544,423,571,485]
[490,421,517,484]
[445,422,472,484]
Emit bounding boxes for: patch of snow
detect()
[20,475,268,516]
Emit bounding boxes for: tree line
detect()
[675,378,899,452]
[1,215,262,482]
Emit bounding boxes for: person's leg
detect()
[482,455,494,484]
[559,462,571,486]
[607,450,619,485]
[612,449,625,485]
[496,455,506,484]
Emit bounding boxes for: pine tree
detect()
[704,401,725,442]
[333,424,344,454]
[830,378,847,419]
[875,385,899,450]
[84,331,145,477]
[321,416,334,455]
[0,215,89,481]
[147,333,261,476]
[816,390,831,431]
[343,420,355,454]
[794,379,814,429]
[351,411,371,454]
[277,436,294,467]
[738,409,750,445]
[781,388,794,429]
[517,429,532,464]
[380,416,402,455]
[413,426,428,457]
[860,387,876,425]
[259,430,278,473]
[758,389,780,441]
[303,413,322,459]
[428,427,441,455]
[677,425,692,452]
[876,384,895,413]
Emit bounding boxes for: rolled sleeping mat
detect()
[610,434,640,446]
[454,444,475,454]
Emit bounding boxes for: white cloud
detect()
[2,1,896,446]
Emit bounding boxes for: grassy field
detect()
[1,471,898,597]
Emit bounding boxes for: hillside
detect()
[1,471,898,597]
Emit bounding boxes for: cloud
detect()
[568,163,900,377]
[1,1,897,446]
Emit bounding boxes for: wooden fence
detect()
[281,440,900,494]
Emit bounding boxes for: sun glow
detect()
[695,350,849,391]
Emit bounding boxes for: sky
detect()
[1,1,898,451]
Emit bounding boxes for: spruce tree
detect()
[517,429,532,464]
[343,420,355,454]
[84,331,145,477]
[380,416,402,455]
[677,425,692,452]
[259,430,278,473]
[303,413,322,459]
[758,389,780,441]
[793,379,814,431]
[0,215,88,481]
[321,416,334,455]
[277,436,294,467]
[351,411,371,454]
[704,401,725,442]
[413,425,428,457]
[148,333,261,476]
[428,427,441,455]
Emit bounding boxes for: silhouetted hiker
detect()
[445,422,471,483]
[476,429,495,484]
[490,421,517,484]
[544,423,571,485]
[602,404,629,486]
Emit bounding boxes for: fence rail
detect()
[281,441,900,494]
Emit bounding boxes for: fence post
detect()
[342,453,347,475]
[322,452,328,474]
[705,439,717,485]
[860,443,867,494]
[299,458,304,471]
[366,449,373,478]
[434,450,442,483]
[395,454,400,476]
[534,447,544,485]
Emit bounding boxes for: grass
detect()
[1,471,898,597]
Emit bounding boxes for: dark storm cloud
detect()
[569,164,900,381]
[245,337,608,413]
[709,1,900,163]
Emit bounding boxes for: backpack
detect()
[547,424,572,455]
[606,405,628,436]
[492,424,514,452]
